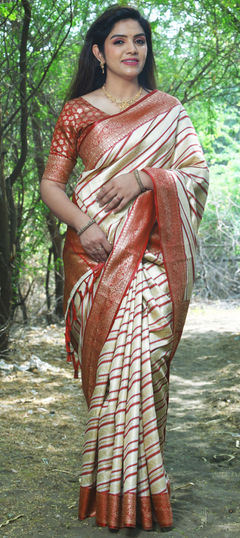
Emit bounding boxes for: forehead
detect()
[108,18,145,37]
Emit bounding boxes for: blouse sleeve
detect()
[42,101,80,184]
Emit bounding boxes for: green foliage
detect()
[201,106,240,256]
[0,2,17,20]
[194,104,240,298]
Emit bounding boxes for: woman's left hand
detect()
[96,171,152,213]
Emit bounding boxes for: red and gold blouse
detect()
[42,98,107,184]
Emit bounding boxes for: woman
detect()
[41,4,209,531]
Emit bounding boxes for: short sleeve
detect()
[42,97,107,184]
[50,101,79,162]
[42,101,81,184]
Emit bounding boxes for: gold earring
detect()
[99,58,105,74]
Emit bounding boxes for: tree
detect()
[0,0,73,349]
[0,0,239,352]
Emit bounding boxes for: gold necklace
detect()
[102,85,143,110]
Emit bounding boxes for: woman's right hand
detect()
[79,222,112,263]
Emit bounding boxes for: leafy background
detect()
[1,0,239,350]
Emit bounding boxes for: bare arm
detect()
[40,179,91,231]
[40,179,112,263]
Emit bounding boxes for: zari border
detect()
[78,486,173,530]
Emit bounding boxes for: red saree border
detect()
[81,191,156,407]
[144,167,190,360]
[78,486,173,530]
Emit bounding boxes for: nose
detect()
[126,39,138,54]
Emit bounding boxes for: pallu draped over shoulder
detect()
[43,90,209,530]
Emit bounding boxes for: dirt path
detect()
[0,303,240,537]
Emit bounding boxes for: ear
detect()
[92,44,104,62]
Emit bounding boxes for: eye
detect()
[112,39,124,45]
[135,38,146,45]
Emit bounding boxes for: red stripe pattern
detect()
[76,255,173,529]
[54,91,209,529]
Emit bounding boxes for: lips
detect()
[122,59,139,65]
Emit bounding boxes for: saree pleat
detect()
[76,255,173,528]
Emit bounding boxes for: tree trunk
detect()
[0,104,12,352]
[31,104,64,319]
[0,0,31,344]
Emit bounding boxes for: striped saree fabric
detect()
[43,90,209,529]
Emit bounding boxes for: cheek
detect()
[104,44,119,62]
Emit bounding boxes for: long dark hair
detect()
[67,4,157,100]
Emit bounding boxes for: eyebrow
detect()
[110,33,146,39]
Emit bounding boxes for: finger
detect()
[113,198,127,213]
[101,237,113,254]
[94,253,107,263]
[104,194,123,212]
[93,253,106,263]
[96,183,113,201]
[95,246,108,262]
[98,189,117,207]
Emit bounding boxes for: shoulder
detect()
[153,89,181,108]
[60,97,89,117]
[61,91,105,117]
[56,96,98,131]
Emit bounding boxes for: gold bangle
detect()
[134,169,147,193]
[76,217,95,236]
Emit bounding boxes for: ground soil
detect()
[0,302,240,538]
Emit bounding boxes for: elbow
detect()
[40,178,66,206]
[40,179,47,204]
[40,178,55,206]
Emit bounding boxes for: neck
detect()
[104,74,140,98]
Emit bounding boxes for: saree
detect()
[43,90,209,530]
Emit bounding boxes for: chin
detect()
[121,66,142,76]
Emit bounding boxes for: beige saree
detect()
[43,90,209,529]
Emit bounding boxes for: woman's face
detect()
[98,19,148,81]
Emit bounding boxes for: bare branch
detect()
[7,0,31,186]
[3,2,73,134]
